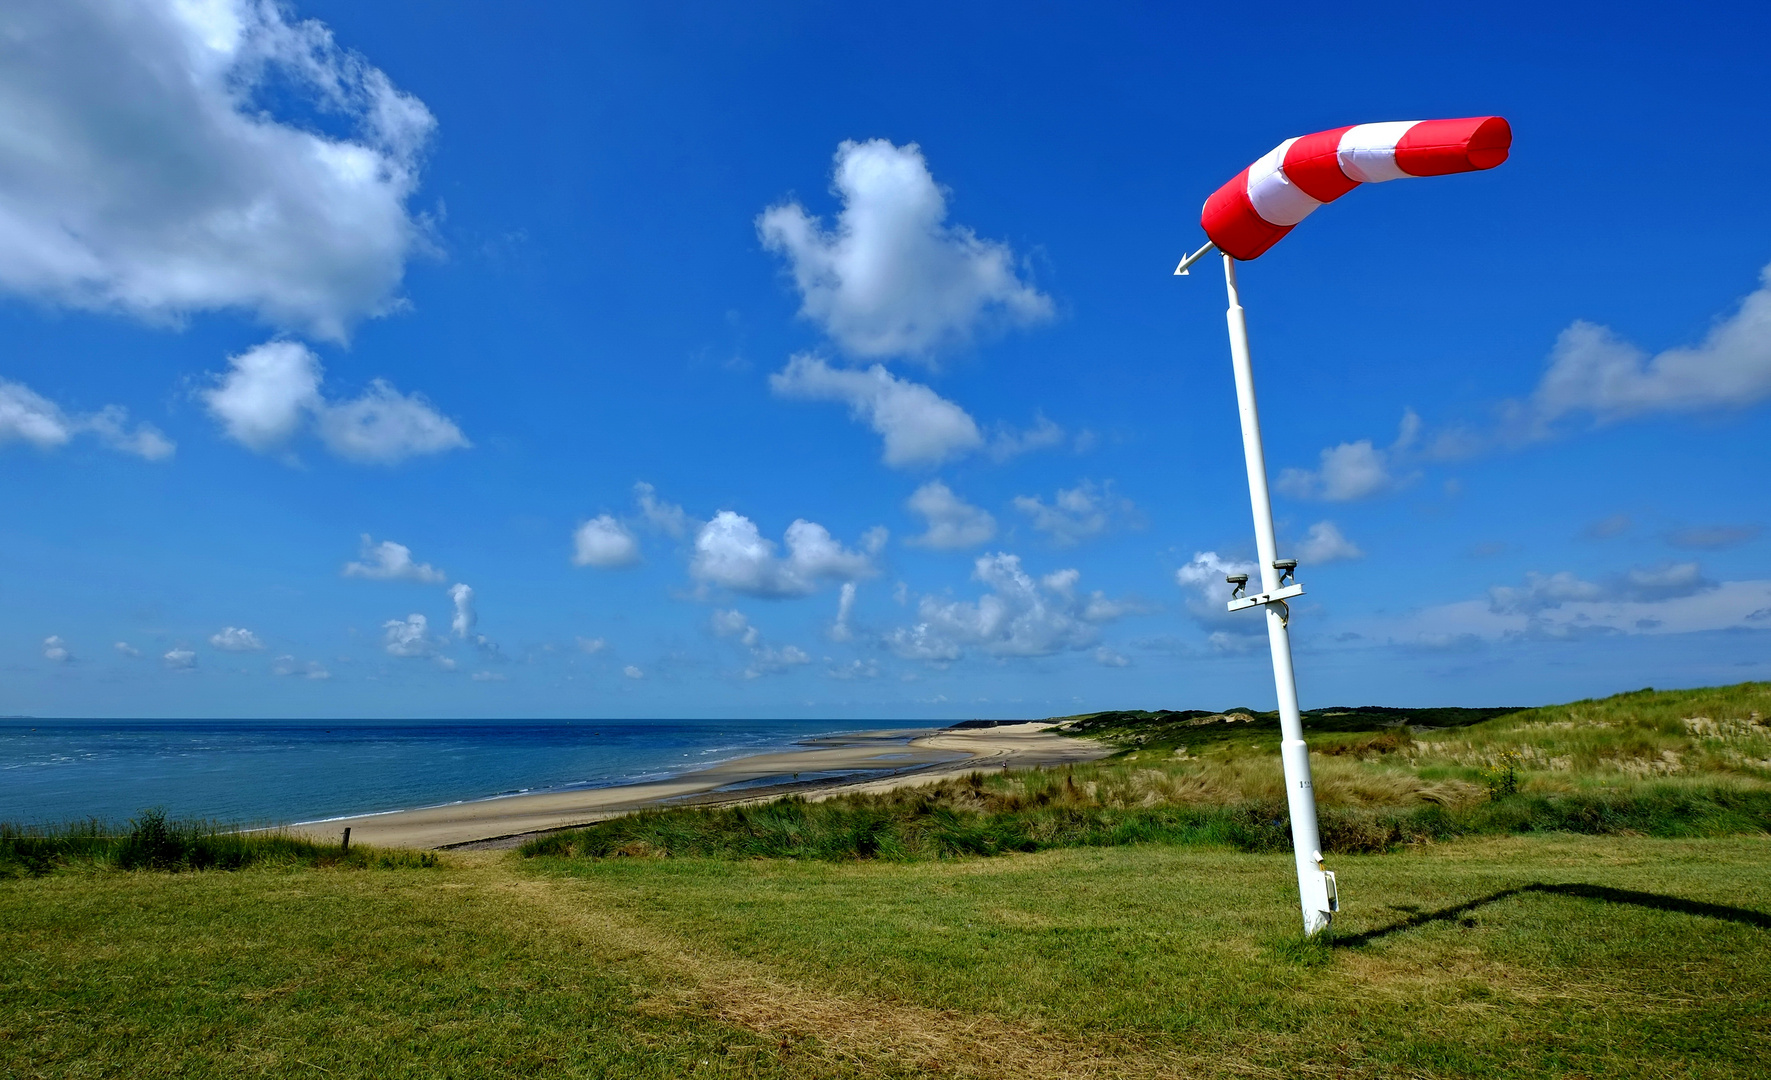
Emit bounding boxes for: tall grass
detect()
[524,682,1771,863]
[0,808,438,878]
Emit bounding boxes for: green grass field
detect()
[3,683,1769,1077]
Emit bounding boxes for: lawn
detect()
[3,835,1767,1078]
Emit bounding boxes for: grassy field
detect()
[3,683,1769,1077]
[2,836,1767,1077]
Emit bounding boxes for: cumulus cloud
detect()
[42,635,70,662]
[447,584,475,639]
[886,553,1129,661]
[634,481,691,538]
[203,341,467,463]
[711,608,810,679]
[1093,646,1130,668]
[572,515,641,568]
[1526,263,1771,424]
[1278,411,1421,502]
[208,626,263,651]
[691,511,883,598]
[471,670,506,682]
[1292,521,1364,564]
[623,664,643,679]
[163,647,196,669]
[1,378,173,459]
[0,0,435,340]
[1012,480,1134,546]
[576,636,607,654]
[985,414,1067,462]
[317,380,470,464]
[758,139,1051,361]
[114,641,140,657]
[381,613,438,658]
[905,481,995,549]
[1175,551,1263,639]
[273,655,330,679]
[770,354,982,468]
[343,535,445,583]
[1488,562,1714,616]
[827,658,880,680]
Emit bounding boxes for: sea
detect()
[0,718,924,828]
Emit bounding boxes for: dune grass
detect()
[0,808,437,878]
[522,683,1771,863]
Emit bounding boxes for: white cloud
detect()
[711,607,810,678]
[208,626,263,651]
[830,581,858,641]
[42,635,70,662]
[1278,411,1420,502]
[1093,646,1130,668]
[576,636,607,654]
[986,415,1067,463]
[203,341,322,451]
[471,670,506,682]
[1487,563,1713,617]
[905,481,996,549]
[1012,480,1133,546]
[381,613,437,658]
[1,378,173,459]
[114,641,140,657]
[1175,551,1263,635]
[690,511,882,598]
[343,535,445,583]
[886,553,1128,661]
[827,658,880,680]
[448,583,475,639]
[770,354,982,468]
[163,648,196,669]
[757,139,1051,361]
[634,481,691,538]
[0,0,434,340]
[317,380,469,464]
[1526,263,1771,423]
[204,341,467,463]
[273,655,330,679]
[572,515,641,568]
[623,664,643,679]
[1292,521,1364,564]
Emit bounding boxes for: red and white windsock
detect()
[1201,117,1512,260]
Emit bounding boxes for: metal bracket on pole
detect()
[1225,581,1305,613]
[1173,240,1217,276]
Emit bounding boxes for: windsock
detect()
[1201,117,1511,260]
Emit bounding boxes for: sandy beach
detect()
[290,722,1108,850]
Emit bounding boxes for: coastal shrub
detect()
[0,811,439,877]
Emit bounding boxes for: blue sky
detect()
[4,0,1769,719]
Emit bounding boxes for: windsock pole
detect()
[1220,251,1338,935]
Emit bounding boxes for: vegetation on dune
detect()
[524,682,1771,862]
[0,808,438,878]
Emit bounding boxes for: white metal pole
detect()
[1221,252,1337,935]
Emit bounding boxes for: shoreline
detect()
[290,721,1109,850]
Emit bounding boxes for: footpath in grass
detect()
[4,835,1769,1078]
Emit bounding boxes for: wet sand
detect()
[290,722,1106,851]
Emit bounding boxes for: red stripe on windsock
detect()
[1281,126,1357,203]
[1201,166,1293,261]
[1394,116,1511,176]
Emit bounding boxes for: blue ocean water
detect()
[0,718,923,827]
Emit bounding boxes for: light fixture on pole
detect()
[1177,117,1512,935]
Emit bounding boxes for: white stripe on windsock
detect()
[1335,121,1421,184]
[1245,137,1323,227]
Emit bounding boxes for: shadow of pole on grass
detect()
[1336,882,1771,947]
